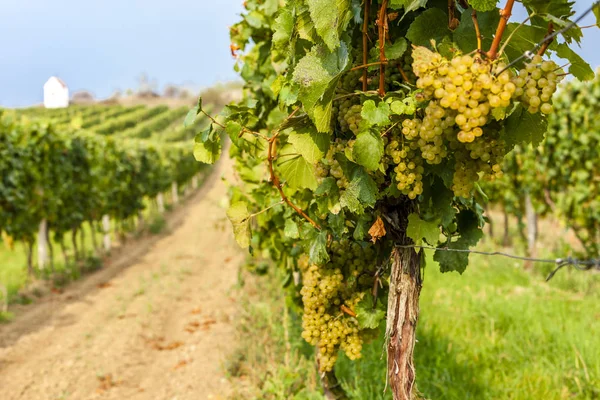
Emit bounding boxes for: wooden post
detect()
[525,192,537,265]
[171,182,179,204]
[37,219,49,269]
[102,215,111,252]
[157,193,165,213]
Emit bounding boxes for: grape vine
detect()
[192,0,596,398]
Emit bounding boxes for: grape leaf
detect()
[406,8,451,48]
[193,138,221,164]
[361,100,390,126]
[434,211,482,274]
[353,214,372,240]
[284,219,300,239]
[356,294,386,329]
[456,209,483,246]
[293,43,350,132]
[406,213,440,245]
[504,105,547,149]
[337,158,378,213]
[227,201,252,248]
[353,130,384,172]
[272,6,294,49]
[277,145,319,190]
[389,0,428,16]
[288,129,330,164]
[306,0,353,51]
[522,0,574,18]
[453,9,500,53]
[385,38,408,60]
[308,230,330,264]
[469,0,497,12]
[554,43,595,81]
[502,23,547,64]
[328,211,347,237]
[184,107,198,128]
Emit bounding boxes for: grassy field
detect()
[228,234,600,399]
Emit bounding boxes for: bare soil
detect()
[0,157,243,400]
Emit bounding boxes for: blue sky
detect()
[0,1,598,108]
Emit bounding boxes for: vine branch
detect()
[486,0,516,59]
[362,0,370,92]
[377,0,389,97]
[537,22,554,56]
[351,61,388,72]
[472,9,483,53]
[266,108,321,230]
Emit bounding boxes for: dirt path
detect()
[0,157,243,400]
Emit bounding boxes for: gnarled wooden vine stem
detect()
[486,0,515,59]
[377,0,389,97]
[386,246,422,400]
[362,0,370,92]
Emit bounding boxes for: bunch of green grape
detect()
[316,139,350,189]
[512,55,563,114]
[385,135,425,199]
[299,239,380,371]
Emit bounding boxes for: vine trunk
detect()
[386,245,422,400]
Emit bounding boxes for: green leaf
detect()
[389,0,428,16]
[288,129,330,164]
[339,164,378,213]
[406,8,451,48]
[361,100,390,126]
[434,210,483,274]
[306,0,353,51]
[522,0,574,18]
[293,43,350,132]
[502,23,547,63]
[504,105,547,149]
[246,11,265,28]
[385,38,408,60]
[353,214,372,240]
[594,4,600,27]
[554,43,595,81]
[284,219,300,239]
[469,0,497,12]
[308,230,329,264]
[277,145,319,190]
[406,213,440,245]
[491,106,507,121]
[273,6,295,48]
[453,9,500,53]
[356,294,386,329]
[193,138,221,164]
[456,209,483,246]
[227,202,252,248]
[184,107,198,128]
[328,211,347,237]
[353,130,384,171]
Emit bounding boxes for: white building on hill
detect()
[43,76,69,108]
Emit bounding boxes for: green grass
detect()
[229,244,600,400]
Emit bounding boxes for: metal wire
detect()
[496,1,600,74]
[395,244,600,281]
